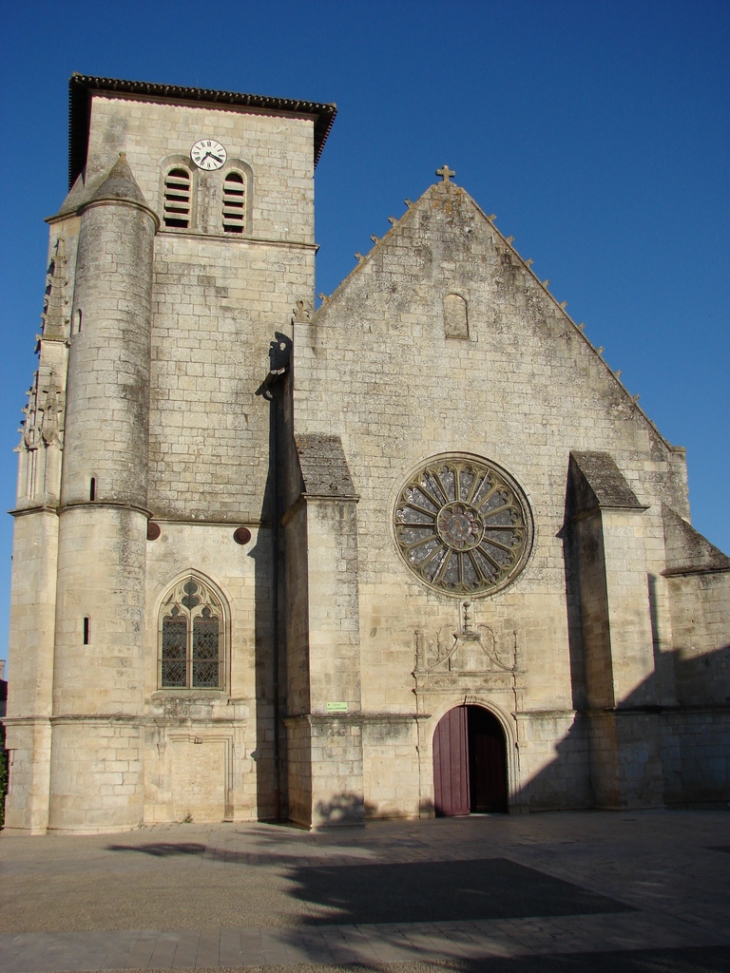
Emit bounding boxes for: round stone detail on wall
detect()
[394,455,533,596]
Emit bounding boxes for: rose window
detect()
[394,455,532,596]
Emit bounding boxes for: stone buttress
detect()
[4,240,70,833]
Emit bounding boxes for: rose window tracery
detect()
[394,456,532,596]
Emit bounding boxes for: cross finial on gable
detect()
[436,164,455,183]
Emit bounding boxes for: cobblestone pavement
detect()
[1,810,729,972]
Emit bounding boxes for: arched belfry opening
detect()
[433,705,508,816]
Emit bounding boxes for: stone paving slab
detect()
[1,913,728,972]
[1,811,729,971]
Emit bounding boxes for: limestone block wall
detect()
[129,97,317,824]
[8,79,728,832]
[49,719,144,833]
[305,499,361,716]
[284,505,311,717]
[47,160,157,831]
[290,179,697,815]
[144,725,234,825]
[142,521,271,823]
[285,717,312,828]
[4,215,77,833]
[596,508,656,705]
[660,508,730,805]
[149,235,313,522]
[62,195,155,505]
[6,85,321,832]
[667,570,730,706]
[5,511,59,719]
[2,719,52,834]
[516,712,592,811]
[48,505,149,832]
[661,709,730,806]
[362,718,418,818]
[83,96,315,245]
[309,717,364,827]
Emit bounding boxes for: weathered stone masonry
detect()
[3,76,728,833]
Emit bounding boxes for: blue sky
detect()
[1,0,728,663]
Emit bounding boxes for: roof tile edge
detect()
[68,74,337,187]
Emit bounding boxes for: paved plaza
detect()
[1,810,729,972]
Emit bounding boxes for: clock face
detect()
[190,139,227,170]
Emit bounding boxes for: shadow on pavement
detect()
[424,946,730,972]
[104,841,633,926]
[287,857,634,925]
[106,842,206,857]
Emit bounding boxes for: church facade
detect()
[3,75,729,834]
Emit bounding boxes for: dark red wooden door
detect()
[433,706,470,816]
[468,706,508,812]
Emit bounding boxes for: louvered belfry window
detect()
[160,577,223,688]
[163,167,192,228]
[222,171,245,233]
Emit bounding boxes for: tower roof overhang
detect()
[68,74,337,189]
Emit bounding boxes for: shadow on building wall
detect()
[250,333,292,822]
[314,792,374,827]
[518,642,730,812]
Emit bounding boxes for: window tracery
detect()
[394,455,532,596]
[159,576,225,688]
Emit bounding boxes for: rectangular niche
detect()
[444,293,469,339]
[170,734,232,822]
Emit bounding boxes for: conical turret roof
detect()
[89,153,148,207]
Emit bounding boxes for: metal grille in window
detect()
[163,167,191,228]
[222,172,245,233]
[394,455,533,597]
[193,608,220,687]
[161,611,188,686]
[159,577,223,689]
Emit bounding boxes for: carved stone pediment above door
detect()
[413,601,522,703]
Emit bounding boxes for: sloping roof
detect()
[89,153,148,207]
[569,451,646,514]
[662,504,730,575]
[294,434,357,498]
[68,74,337,188]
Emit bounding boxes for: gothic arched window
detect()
[163,167,192,228]
[222,171,245,233]
[159,575,226,688]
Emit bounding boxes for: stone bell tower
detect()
[4,75,336,833]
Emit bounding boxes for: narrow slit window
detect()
[89,477,96,501]
[83,617,90,644]
[222,172,245,233]
[163,167,191,228]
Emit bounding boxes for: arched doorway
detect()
[433,705,508,816]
